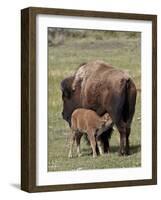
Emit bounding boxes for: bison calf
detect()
[68,108,113,158]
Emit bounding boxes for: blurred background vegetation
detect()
[48,28,141,171]
[48,28,140,46]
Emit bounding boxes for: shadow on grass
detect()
[109,144,141,155]
[81,144,141,156]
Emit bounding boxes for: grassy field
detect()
[48,29,141,171]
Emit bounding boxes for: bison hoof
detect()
[119,150,130,156]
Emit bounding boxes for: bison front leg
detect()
[96,138,104,156]
[100,131,110,154]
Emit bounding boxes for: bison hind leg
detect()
[116,122,131,156]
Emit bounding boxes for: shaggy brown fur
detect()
[68,108,113,158]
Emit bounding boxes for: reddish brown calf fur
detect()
[68,108,113,158]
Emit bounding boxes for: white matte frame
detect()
[36,14,152,186]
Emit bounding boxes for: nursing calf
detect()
[68,108,113,158]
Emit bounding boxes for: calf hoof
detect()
[99,152,105,156]
[101,153,108,157]
[78,153,82,157]
[68,153,73,158]
[93,154,97,158]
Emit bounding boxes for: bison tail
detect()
[122,78,137,124]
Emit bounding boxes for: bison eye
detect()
[63,90,71,99]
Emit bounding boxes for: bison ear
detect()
[60,76,74,98]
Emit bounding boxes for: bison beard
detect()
[61,60,137,155]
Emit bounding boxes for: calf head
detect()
[98,113,113,132]
[101,113,113,127]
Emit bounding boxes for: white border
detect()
[36,14,152,186]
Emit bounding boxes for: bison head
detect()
[60,76,81,126]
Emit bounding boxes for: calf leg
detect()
[75,132,83,157]
[68,130,76,158]
[88,131,97,158]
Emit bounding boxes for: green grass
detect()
[48,30,141,171]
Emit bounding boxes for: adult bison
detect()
[61,60,137,155]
